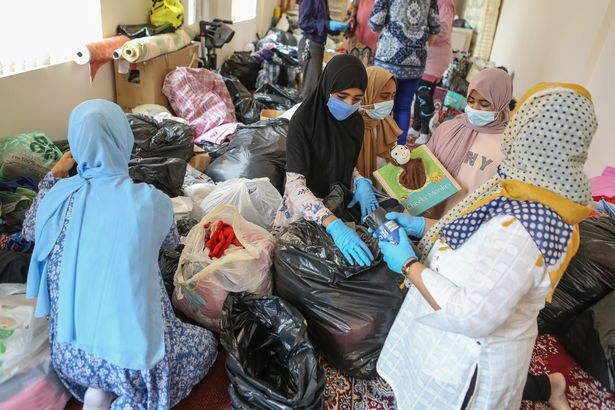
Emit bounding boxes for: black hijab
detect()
[286,54,368,198]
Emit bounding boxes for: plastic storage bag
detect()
[0,359,69,410]
[150,0,184,29]
[205,122,288,193]
[127,114,194,161]
[128,157,188,197]
[559,290,615,393]
[220,292,325,410]
[538,217,615,334]
[0,284,49,384]
[159,247,182,300]
[172,205,275,331]
[0,132,62,181]
[274,219,405,378]
[199,178,282,230]
[223,76,264,124]
[219,52,262,90]
[254,83,301,111]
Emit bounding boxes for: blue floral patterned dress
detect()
[22,173,218,409]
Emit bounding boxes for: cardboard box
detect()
[189,152,211,172]
[114,43,199,113]
[260,109,285,121]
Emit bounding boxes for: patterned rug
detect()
[321,334,615,410]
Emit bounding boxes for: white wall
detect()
[490,0,615,177]
[0,0,277,140]
[0,0,150,141]
[205,0,279,66]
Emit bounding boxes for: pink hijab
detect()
[427,68,513,176]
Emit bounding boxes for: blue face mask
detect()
[365,99,395,120]
[327,95,361,121]
[464,104,497,127]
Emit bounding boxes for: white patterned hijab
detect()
[418,83,597,259]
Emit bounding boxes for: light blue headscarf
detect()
[26,99,173,371]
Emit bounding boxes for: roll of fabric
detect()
[74,35,129,83]
[120,24,198,63]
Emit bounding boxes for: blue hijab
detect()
[26,99,173,371]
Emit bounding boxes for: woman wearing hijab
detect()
[357,66,403,183]
[372,83,596,409]
[274,54,377,267]
[426,67,513,218]
[23,100,217,409]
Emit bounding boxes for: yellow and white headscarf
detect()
[418,83,598,300]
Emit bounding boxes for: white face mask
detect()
[464,105,497,127]
[365,100,395,120]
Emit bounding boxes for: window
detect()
[0,0,102,78]
[232,0,257,23]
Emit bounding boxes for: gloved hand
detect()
[326,219,374,266]
[328,20,349,33]
[378,228,418,273]
[348,178,378,220]
[385,212,426,238]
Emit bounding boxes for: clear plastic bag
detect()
[199,178,282,229]
[0,284,49,384]
[172,205,275,331]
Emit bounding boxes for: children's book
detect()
[373,145,461,216]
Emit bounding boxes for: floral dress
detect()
[272,169,364,234]
[22,173,218,409]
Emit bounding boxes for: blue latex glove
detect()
[378,228,418,273]
[348,178,378,221]
[385,212,426,238]
[328,20,349,32]
[326,219,374,266]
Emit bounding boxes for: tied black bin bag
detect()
[128,157,187,198]
[223,76,265,124]
[220,292,324,410]
[127,114,194,162]
[205,121,288,193]
[274,219,405,379]
[537,217,615,334]
[219,52,261,91]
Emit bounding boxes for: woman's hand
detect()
[51,151,76,179]
[385,212,426,238]
[326,219,374,266]
[378,227,417,273]
[348,178,378,220]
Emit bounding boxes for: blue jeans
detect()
[393,78,420,144]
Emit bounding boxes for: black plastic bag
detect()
[221,292,325,410]
[196,140,230,159]
[128,157,187,197]
[538,217,615,334]
[159,246,183,300]
[127,114,194,162]
[205,122,288,193]
[323,183,405,226]
[559,290,615,393]
[117,23,175,39]
[223,76,264,124]
[254,84,301,111]
[219,52,261,90]
[0,251,31,284]
[274,218,405,379]
[176,218,198,237]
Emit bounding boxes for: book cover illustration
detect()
[373,145,461,216]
